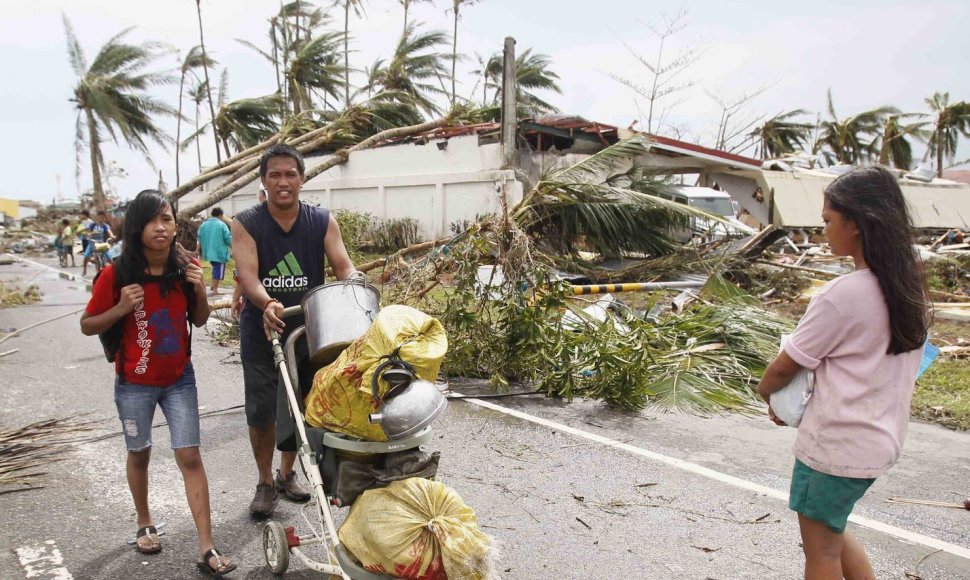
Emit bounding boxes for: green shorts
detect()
[789,459,875,533]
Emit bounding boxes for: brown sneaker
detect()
[249,482,277,518]
[275,469,311,503]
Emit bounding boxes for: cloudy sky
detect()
[1,0,967,202]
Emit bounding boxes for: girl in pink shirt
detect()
[757,167,930,580]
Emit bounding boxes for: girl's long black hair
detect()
[114,190,193,302]
[824,166,930,354]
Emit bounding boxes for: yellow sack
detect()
[304,305,448,441]
[338,478,494,580]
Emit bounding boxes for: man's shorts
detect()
[113,363,201,452]
[789,459,875,533]
[242,332,314,452]
[210,261,226,281]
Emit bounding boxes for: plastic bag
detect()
[338,478,494,580]
[771,335,814,427]
[304,305,448,441]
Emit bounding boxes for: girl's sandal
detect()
[134,526,161,554]
[197,547,237,577]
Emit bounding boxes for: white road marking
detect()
[15,541,73,579]
[462,396,970,561]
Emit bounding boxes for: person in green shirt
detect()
[197,207,232,295]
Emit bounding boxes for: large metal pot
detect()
[300,277,380,366]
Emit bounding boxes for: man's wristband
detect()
[263,298,281,311]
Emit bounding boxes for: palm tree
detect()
[814,90,896,165]
[175,46,216,186]
[341,0,366,107]
[186,79,209,173]
[483,48,561,116]
[924,92,970,177]
[399,0,434,35]
[64,16,176,212]
[286,30,346,115]
[182,70,282,158]
[449,0,483,106]
[748,110,813,161]
[364,23,449,116]
[195,0,221,162]
[877,114,930,170]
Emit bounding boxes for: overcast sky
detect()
[1,0,967,202]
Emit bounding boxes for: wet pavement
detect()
[1,255,968,579]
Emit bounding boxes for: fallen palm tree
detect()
[363,136,791,413]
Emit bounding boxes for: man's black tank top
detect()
[237,202,330,355]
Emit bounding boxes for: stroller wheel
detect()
[263,520,290,575]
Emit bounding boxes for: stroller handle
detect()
[281,305,303,319]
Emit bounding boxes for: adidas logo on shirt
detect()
[262,252,309,291]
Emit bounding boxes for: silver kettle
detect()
[368,358,447,440]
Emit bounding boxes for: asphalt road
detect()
[1,255,968,579]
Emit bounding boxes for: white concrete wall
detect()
[182,135,525,240]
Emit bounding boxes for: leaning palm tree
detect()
[175,46,217,186]
[365,23,449,116]
[64,16,176,212]
[482,48,561,117]
[449,0,483,106]
[877,114,930,170]
[814,89,896,165]
[748,110,813,161]
[924,91,970,177]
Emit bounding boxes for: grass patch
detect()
[914,358,970,431]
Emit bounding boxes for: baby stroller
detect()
[263,282,446,578]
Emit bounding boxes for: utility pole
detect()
[500,36,517,169]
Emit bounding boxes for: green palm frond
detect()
[816,89,898,164]
[545,133,651,184]
[749,109,813,160]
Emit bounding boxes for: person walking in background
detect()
[79,190,235,576]
[82,210,113,277]
[232,145,358,518]
[197,207,232,295]
[78,209,93,262]
[757,166,930,580]
[59,218,76,267]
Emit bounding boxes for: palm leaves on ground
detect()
[924,91,970,177]
[176,46,217,186]
[64,16,177,211]
[748,109,814,161]
[878,114,931,169]
[364,23,449,116]
[512,135,723,258]
[814,89,897,165]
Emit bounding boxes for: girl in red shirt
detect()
[81,190,235,576]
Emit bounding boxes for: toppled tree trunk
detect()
[175,117,450,220]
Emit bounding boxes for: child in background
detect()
[60,219,76,267]
[80,190,235,576]
[757,166,930,580]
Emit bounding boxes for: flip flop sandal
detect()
[197,547,237,577]
[134,526,162,554]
